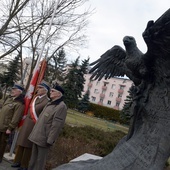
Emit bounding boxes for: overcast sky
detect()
[70,0,170,63]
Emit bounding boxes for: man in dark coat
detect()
[0,83,25,162]
[28,84,67,170]
[11,80,50,170]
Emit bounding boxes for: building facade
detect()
[83,74,133,110]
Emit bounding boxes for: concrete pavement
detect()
[0,158,14,170]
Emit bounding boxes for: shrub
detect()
[46,124,126,170]
[89,103,121,122]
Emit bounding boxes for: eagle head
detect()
[123,36,136,48]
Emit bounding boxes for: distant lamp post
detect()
[21,57,32,84]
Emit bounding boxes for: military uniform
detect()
[13,95,49,168]
[12,80,50,169]
[0,95,25,161]
[28,84,67,170]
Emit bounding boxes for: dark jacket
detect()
[29,98,67,147]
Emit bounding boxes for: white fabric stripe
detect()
[31,96,38,121]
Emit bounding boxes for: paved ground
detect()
[1,157,170,170]
[0,158,14,170]
[1,153,170,170]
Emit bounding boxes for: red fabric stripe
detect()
[18,59,47,127]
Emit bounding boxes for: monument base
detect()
[70,153,102,162]
[53,153,102,170]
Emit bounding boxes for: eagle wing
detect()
[142,9,170,82]
[89,45,126,80]
[143,8,170,59]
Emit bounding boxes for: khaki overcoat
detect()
[29,99,67,147]
[0,95,25,132]
[17,95,49,148]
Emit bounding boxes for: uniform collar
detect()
[38,94,47,99]
[49,96,64,105]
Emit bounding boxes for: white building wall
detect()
[83,74,133,110]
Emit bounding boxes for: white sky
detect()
[72,0,170,63]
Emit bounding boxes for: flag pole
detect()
[6,0,61,160]
[34,0,60,71]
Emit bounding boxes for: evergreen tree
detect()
[46,48,67,83]
[63,57,89,108]
[75,58,90,99]
[120,86,133,125]
[1,55,21,87]
[63,57,80,108]
[78,90,90,113]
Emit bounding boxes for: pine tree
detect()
[46,48,67,83]
[63,57,89,108]
[76,58,90,98]
[1,55,21,87]
[63,57,80,108]
[78,90,90,113]
[120,87,133,125]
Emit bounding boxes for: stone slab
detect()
[70,153,102,162]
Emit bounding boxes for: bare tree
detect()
[0,0,30,36]
[0,0,93,86]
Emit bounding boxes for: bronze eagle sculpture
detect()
[89,9,170,88]
[56,9,170,170]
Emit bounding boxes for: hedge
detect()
[88,103,121,123]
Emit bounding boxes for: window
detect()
[118,93,122,98]
[92,96,96,101]
[123,79,127,83]
[102,90,106,94]
[100,98,103,103]
[96,81,100,86]
[120,85,125,90]
[107,100,111,105]
[103,82,108,86]
[94,89,99,94]
[111,84,116,89]
[109,92,114,97]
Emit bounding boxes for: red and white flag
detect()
[18,59,47,127]
[29,96,38,123]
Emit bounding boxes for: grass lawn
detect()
[46,109,170,169]
[66,109,129,133]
